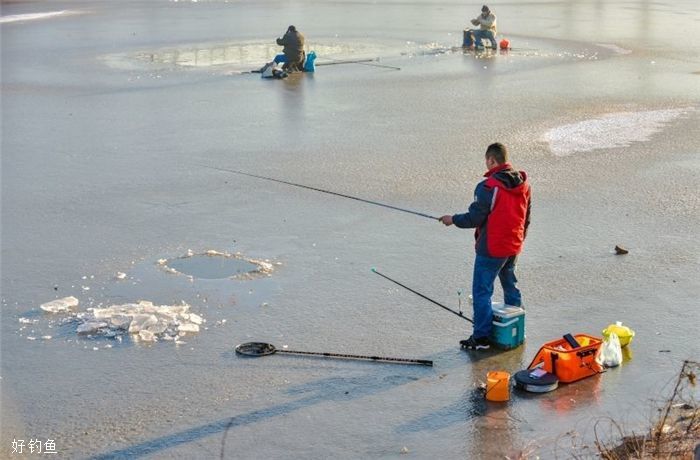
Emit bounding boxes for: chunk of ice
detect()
[146,322,168,334]
[178,323,199,333]
[40,296,79,313]
[188,313,203,325]
[139,330,156,342]
[109,315,131,330]
[70,300,204,344]
[128,314,158,333]
[77,321,108,334]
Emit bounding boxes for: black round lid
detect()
[514,369,559,386]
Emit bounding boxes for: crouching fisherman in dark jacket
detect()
[276,25,305,72]
[439,143,531,350]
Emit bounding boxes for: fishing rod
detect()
[235,342,433,366]
[199,164,439,221]
[317,57,401,71]
[316,58,375,66]
[371,268,473,323]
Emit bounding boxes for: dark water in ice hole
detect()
[166,255,259,279]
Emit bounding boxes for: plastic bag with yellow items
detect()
[602,321,635,347]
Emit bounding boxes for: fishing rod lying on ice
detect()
[371,268,473,323]
[198,164,439,221]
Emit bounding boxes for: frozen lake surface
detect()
[2,0,699,458]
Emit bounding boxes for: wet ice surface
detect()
[2,0,700,458]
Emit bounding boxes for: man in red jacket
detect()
[439,143,531,349]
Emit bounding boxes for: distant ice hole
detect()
[160,251,274,280]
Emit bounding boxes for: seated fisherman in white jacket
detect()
[464,5,497,50]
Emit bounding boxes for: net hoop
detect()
[235,342,277,356]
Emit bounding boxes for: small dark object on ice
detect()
[615,245,629,255]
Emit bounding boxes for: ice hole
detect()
[166,254,261,279]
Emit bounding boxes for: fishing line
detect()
[199,164,439,221]
[371,268,473,323]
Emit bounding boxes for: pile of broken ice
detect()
[41,297,204,343]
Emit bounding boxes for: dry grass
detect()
[583,360,699,460]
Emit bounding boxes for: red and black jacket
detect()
[452,163,531,258]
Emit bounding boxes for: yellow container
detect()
[602,322,635,347]
[485,371,511,402]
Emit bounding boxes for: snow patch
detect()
[544,108,693,156]
[0,11,68,24]
[596,43,632,55]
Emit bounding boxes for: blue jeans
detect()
[472,255,521,338]
[463,29,497,49]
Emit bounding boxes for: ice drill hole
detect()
[166,254,261,279]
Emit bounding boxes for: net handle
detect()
[277,349,433,367]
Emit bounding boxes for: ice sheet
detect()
[2,0,699,458]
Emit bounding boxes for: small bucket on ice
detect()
[485,370,510,401]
